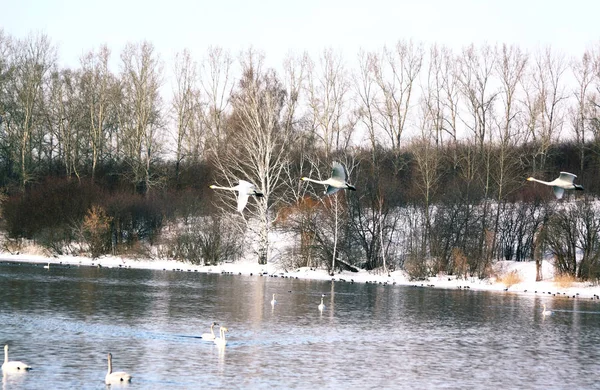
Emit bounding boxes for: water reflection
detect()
[1,262,600,389]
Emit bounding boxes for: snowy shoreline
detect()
[2,251,600,301]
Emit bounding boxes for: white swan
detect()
[214,327,229,347]
[527,172,584,199]
[201,322,219,341]
[210,180,263,212]
[271,294,277,306]
[2,345,31,372]
[318,294,325,311]
[302,162,356,195]
[542,304,553,316]
[43,262,50,269]
[105,352,131,385]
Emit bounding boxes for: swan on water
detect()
[318,294,325,311]
[301,162,356,195]
[105,352,132,385]
[542,304,553,316]
[201,322,219,341]
[2,345,31,372]
[209,180,263,212]
[271,294,277,306]
[43,262,50,269]
[214,327,229,347]
[527,172,584,199]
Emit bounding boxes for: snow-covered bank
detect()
[2,251,600,301]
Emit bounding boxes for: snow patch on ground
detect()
[2,250,599,301]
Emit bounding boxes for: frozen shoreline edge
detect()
[2,252,599,302]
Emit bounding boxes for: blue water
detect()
[1,261,600,389]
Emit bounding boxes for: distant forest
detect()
[1,29,600,281]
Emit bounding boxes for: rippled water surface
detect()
[1,261,600,389]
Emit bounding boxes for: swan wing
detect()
[325,185,341,195]
[238,179,253,189]
[558,172,576,184]
[237,193,250,212]
[331,162,347,181]
[239,180,263,197]
[553,186,565,199]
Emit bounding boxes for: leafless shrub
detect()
[497,270,523,288]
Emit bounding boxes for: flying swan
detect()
[201,322,220,341]
[2,345,31,372]
[105,352,132,385]
[302,162,356,195]
[527,172,584,199]
[210,180,263,212]
[214,327,229,347]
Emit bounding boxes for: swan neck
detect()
[303,177,327,185]
[211,185,235,191]
[107,354,112,375]
[4,345,8,364]
[529,178,551,185]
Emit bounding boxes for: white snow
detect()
[2,249,599,300]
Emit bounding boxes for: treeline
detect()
[1,29,600,280]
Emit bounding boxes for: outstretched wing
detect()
[239,179,263,197]
[553,186,565,200]
[558,172,576,185]
[237,193,250,212]
[325,185,341,196]
[330,162,347,181]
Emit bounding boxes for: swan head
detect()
[526,177,534,181]
[209,185,217,189]
[300,177,309,181]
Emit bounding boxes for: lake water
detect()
[1,261,600,389]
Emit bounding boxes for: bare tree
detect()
[4,32,56,187]
[200,46,234,155]
[117,41,164,194]
[524,47,568,172]
[212,50,300,264]
[412,105,444,262]
[570,50,594,173]
[305,49,355,158]
[456,44,499,276]
[488,44,528,261]
[47,68,83,180]
[80,45,114,183]
[371,40,424,151]
[171,49,199,185]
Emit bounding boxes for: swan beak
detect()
[301,177,308,181]
[209,185,216,188]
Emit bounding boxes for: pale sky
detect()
[2,0,599,70]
